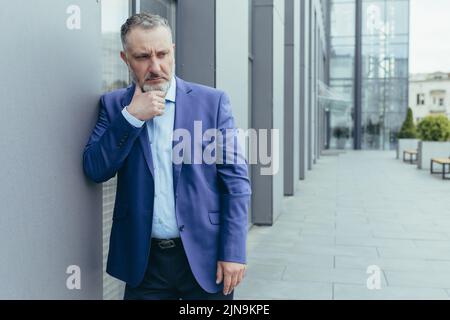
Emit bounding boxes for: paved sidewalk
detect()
[236,151,450,300]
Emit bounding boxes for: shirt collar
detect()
[165,76,176,103]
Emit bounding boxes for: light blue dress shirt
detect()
[121,77,180,239]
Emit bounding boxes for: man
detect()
[83,13,251,300]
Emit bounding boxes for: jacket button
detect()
[179,225,185,232]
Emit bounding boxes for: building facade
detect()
[328,0,410,150]
[409,72,450,123]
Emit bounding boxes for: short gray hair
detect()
[121,13,172,49]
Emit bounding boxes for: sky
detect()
[410,0,450,74]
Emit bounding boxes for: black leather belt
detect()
[152,238,182,250]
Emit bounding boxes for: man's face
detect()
[121,26,175,93]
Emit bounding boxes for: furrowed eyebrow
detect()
[133,53,150,58]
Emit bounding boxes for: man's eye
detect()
[158,52,167,58]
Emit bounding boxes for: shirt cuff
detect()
[122,106,145,128]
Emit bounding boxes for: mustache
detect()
[145,73,166,81]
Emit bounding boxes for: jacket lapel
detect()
[172,77,192,195]
[138,125,155,178]
[121,83,155,178]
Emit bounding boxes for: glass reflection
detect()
[361,0,409,150]
[329,0,356,150]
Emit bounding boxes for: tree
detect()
[397,108,417,139]
[417,115,450,141]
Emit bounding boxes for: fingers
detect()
[149,91,166,102]
[237,267,245,286]
[154,90,166,98]
[155,106,165,116]
[147,91,165,105]
[217,262,247,296]
[155,101,165,116]
[216,263,223,285]
[228,273,239,295]
[147,92,165,117]
[223,273,232,296]
[152,95,166,105]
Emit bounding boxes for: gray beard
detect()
[129,68,174,95]
[142,81,170,94]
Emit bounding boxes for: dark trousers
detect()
[123,238,233,300]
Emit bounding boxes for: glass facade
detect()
[329,0,356,149]
[361,0,409,150]
[328,0,409,150]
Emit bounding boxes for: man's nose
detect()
[148,58,162,74]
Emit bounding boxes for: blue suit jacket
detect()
[83,77,251,293]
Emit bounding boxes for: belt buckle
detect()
[158,239,176,249]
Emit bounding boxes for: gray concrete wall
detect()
[307,0,313,171]
[293,0,300,188]
[272,0,285,221]
[252,0,274,225]
[176,0,215,86]
[418,141,450,170]
[284,0,294,196]
[283,0,300,194]
[252,0,284,225]
[216,0,250,131]
[397,139,420,159]
[299,0,308,180]
[0,0,102,298]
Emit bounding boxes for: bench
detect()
[403,149,418,164]
[430,158,450,180]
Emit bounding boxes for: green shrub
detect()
[417,115,450,142]
[397,108,417,139]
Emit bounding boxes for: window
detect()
[439,98,445,106]
[416,94,425,106]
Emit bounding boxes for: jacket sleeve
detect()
[216,92,252,264]
[83,95,144,183]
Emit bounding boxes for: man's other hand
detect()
[216,261,247,295]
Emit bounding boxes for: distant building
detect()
[328,0,410,150]
[409,72,450,123]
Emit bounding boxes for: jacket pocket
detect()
[208,212,221,225]
[112,204,128,220]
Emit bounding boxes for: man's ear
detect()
[120,51,128,65]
